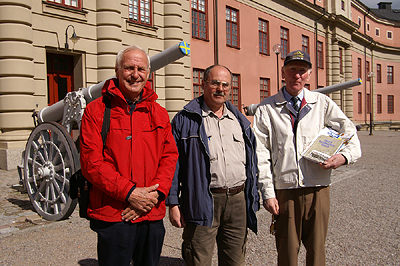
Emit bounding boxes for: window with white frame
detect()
[260,78,270,101]
[258,19,269,55]
[192,68,204,98]
[375,28,380,37]
[280,27,289,59]
[47,0,80,8]
[387,31,393,39]
[226,7,239,48]
[302,35,309,54]
[129,0,152,26]
[228,74,241,109]
[192,0,207,40]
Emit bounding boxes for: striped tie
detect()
[291,96,301,112]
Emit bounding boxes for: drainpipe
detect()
[315,8,325,88]
[213,0,219,64]
[364,8,371,126]
[364,40,373,126]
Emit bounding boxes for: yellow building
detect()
[0,0,191,169]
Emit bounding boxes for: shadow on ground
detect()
[77,256,184,266]
[6,198,35,211]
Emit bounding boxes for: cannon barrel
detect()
[313,78,362,94]
[37,42,190,124]
[244,78,362,116]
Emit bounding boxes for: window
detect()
[377,64,381,83]
[375,28,380,37]
[260,78,269,101]
[358,17,361,26]
[226,7,239,48]
[366,93,371,114]
[387,66,394,84]
[302,35,309,53]
[342,1,346,11]
[387,31,393,39]
[228,74,240,109]
[258,19,269,55]
[280,27,289,59]
[47,0,81,8]
[367,23,370,31]
[339,48,343,74]
[357,58,362,79]
[192,0,207,39]
[192,68,204,98]
[377,94,382,114]
[317,41,323,69]
[388,95,394,114]
[358,92,362,114]
[129,0,152,26]
[366,61,370,81]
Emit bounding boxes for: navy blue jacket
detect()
[166,96,259,233]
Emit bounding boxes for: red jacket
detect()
[80,78,178,223]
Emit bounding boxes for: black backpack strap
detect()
[101,96,111,148]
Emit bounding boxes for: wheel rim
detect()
[24,122,78,221]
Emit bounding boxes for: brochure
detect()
[301,127,353,164]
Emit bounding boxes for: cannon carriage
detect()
[17,42,190,221]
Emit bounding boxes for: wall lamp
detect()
[65,25,79,50]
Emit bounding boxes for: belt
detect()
[211,183,245,195]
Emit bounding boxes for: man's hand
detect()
[121,205,142,222]
[169,205,186,228]
[319,154,346,170]
[127,184,160,213]
[263,198,280,215]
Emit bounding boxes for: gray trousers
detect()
[182,190,247,266]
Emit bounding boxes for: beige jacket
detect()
[254,88,362,200]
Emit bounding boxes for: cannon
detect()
[243,78,362,116]
[17,42,190,221]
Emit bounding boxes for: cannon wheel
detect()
[23,122,79,221]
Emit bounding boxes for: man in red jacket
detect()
[80,45,178,266]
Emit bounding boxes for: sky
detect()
[360,0,400,9]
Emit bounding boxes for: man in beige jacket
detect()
[253,50,361,266]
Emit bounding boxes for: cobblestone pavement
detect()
[0,130,399,265]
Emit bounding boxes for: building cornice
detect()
[352,30,400,54]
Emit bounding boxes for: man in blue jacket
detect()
[166,65,259,266]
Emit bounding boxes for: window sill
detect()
[42,1,88,21]
[126,20,158,38]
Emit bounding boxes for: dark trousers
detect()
[90,219,165,266]
[182,190,247,266]
[275,186,330,266]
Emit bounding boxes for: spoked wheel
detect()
[23,122,79,221]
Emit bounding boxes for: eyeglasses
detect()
[205,80,231,90]
[270,214,279,235]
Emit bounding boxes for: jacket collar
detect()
[275,87,318,106]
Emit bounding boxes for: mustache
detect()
[213,92,225,97]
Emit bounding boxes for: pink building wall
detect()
[191,0,326,114]
[191,0,399,125]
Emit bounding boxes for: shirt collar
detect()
[201,102,232,119]
[283,87,304,102]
